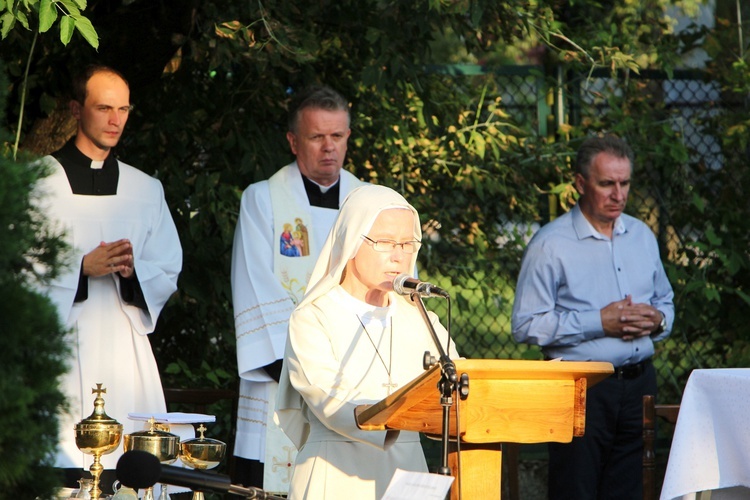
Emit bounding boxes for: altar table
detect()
[661,369,750,500]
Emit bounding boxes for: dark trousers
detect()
[548,362,657,500]
[232,456,265,488]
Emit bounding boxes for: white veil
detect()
[275,184,422,448]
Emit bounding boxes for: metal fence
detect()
[421,64,747,405]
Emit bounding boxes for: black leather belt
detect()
[614,358,652,379]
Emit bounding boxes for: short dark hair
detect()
[574,134,635,177]
[287,85,350,133]
[72,65,129,105]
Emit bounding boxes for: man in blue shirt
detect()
[512,134,674,499]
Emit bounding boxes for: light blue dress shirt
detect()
[511,204,674,367]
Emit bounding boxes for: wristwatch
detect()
[654,311,667,334]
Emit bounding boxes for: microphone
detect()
[116,450,283,499]
[392,274,450,298]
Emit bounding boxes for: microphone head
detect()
[116,450,161,489]
[392,273,411,295]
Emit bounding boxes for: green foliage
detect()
[2,0,731,399]
[0,66,69,497]
[0,0,98,47]
[0,281,69,498]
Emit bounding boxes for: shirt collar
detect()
[571,203,627,241]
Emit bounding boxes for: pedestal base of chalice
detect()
[124,417,180,500]
[74,384,123,499]
[179,424,226,500]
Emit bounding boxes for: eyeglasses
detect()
[361,235,421,254]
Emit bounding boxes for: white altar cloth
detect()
[661,368,750,500]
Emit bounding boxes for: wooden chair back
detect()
[643,394,680,500]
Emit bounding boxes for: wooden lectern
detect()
[355,359,613,500]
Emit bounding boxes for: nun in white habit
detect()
[276,184,460,499]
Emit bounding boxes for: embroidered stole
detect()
[264,163,364,494]
[269,163,324,305]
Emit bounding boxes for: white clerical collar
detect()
[308,177,339,193]
[90,160,105,170]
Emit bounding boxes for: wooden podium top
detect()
[355,359,613,444]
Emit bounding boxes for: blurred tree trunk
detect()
[22,97,75,156]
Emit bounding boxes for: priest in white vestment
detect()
[231,85,366,492]
[33,66,182,491]
[276,184,460,499]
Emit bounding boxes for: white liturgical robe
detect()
[36,156,182,470]
[284,287,458,499]
[276,185,461,499]
[231,163,364,463]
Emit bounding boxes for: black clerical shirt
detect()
[301,173,340,210]
[51,139,146,309]
[52,139,119,195]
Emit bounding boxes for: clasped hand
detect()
[83,239,134,278]
[601,294,659,341]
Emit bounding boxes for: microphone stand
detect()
[243,489,286,500]
[409,292,459,479]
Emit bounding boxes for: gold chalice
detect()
[123,417,180,500]
[74,383,123,499]
[179,424,226,500]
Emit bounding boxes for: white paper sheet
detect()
[127,412,215,424]
[381,468,454,500]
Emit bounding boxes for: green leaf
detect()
[57,0,80,15]
[165,362,183,375]
[692,192,705,213]
[0,11,15,39]
[72,14,98,49]
[59,15,73,45]
[736,288,750,306]
[469,4,482,25]
[705,227,722,246]
[472,132,486,159]
[14,8,28,29]
[38,0,57,33]
[705,287,721,303]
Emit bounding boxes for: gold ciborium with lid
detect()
[179,423,226,500]
[74,383,123,499]
[123,416,180,500]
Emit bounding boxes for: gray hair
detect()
[574,135,635,178]
[287,85,350,133]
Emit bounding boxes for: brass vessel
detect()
[74,383,123,499]
[179,424,226,500]
[123,416,179,463]
[179,423,225,470]
[124,416,180,500]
